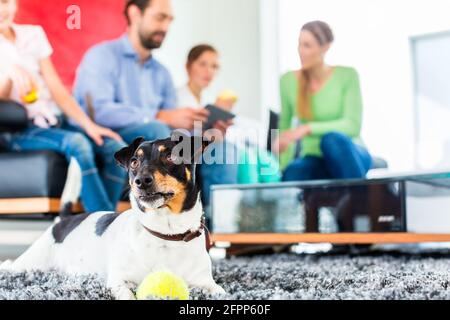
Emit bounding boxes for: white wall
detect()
[276,0,450,172]
[154,0,262,121]
[150,0,450,171]
[413,32,450,169]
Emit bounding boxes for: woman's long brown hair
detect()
[298,21,334,120]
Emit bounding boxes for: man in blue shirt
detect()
[73,0,237,210]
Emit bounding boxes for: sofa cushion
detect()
[0,151,68,198]
[0,135,8,152]
[0,100,28,133]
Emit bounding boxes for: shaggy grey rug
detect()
[2,253,450,300]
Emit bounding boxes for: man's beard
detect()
[138,30,166,50]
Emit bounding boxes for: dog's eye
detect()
[166,153,180,164]
[166,154,175,163]
[130,159,140,169]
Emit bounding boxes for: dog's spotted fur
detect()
[1,132,225,299]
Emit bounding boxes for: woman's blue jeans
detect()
[282,132,372,182]
[8,125,127,213]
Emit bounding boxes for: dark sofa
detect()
[0,100,69,215]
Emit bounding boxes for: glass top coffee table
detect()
[210,171,450,244]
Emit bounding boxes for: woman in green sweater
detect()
[275,21,372,181]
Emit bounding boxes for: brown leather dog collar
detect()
[142,216,206,243]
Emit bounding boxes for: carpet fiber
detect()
[2,253,450,300]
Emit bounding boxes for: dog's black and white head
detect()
[114,131,211,214]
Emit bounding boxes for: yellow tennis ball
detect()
[136,270,190,300]
[218,89,238,103]
[22,89,39,104]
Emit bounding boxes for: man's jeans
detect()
[8,125,127,213]
[117,121,172,145]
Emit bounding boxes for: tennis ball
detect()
[22,89,39,104]
[136,270,190,300]
[218,89,238,103]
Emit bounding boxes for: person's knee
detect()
[102,139,127,161]
[120,121,171,143]
[320,132,350,155]
[282,163,298,181]
[282,159,312,181]
[66,133,95,164]
[283,168,309,181]
[148,121,171,140]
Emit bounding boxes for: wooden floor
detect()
[0,198,131,215]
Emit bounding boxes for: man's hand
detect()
[157,107,209,130]
[83,122,123,146]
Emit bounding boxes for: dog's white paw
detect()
[112,286,136,300]
[0,260,13,270]
[207,283,226,295]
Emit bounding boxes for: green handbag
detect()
[237,146,281,184]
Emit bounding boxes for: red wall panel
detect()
[15,0,127,89]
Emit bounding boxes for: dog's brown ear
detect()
[114,136,145,168]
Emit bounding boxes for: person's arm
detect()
[39,57,122,145]
[308,69,362,137]
[279,74,294,133]
[273,73,299,155]
[0,75,12,99]
[159,67,177,111]
[157,107,209,130]
[73,47,151,129]
[0,64,37,100]
[0,63,13,99]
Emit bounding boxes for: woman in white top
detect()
[176,44,235,135]
[0,0,126,213]
[176,44,238,210]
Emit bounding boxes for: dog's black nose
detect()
[134,175,153,189]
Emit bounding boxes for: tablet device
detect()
[203,104,236,130]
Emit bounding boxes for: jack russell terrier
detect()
[0,132,225,299]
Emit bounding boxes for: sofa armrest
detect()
[0,99,28,133]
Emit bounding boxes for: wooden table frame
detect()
[0,198,130,215]
[211,233,450,244]
[210,173,450,245]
